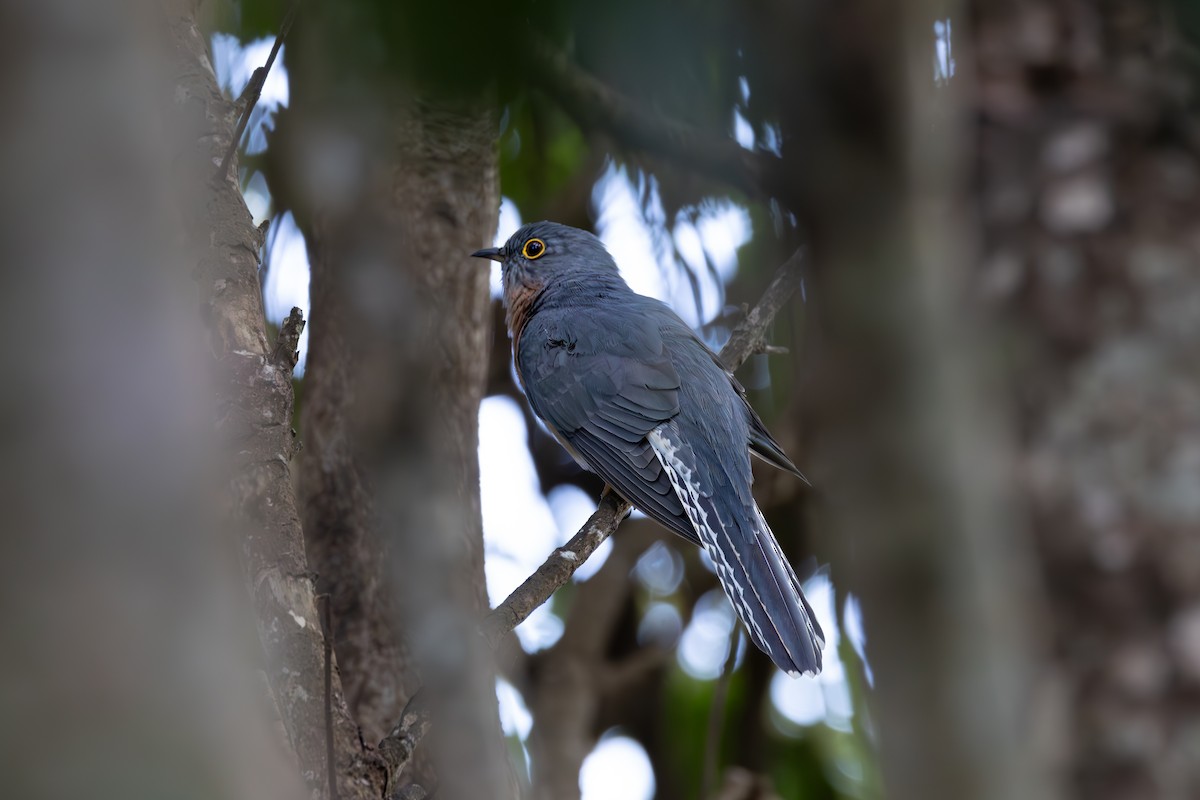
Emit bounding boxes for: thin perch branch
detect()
[480,494,631,649]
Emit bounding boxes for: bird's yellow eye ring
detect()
[522,238,546,260]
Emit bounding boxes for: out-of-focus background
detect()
[4,1,1200,799]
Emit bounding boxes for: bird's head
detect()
[471,221,624,311]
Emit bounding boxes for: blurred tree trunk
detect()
[781,0,1200,796]
[278,7,511,798]
[0,2,335,798]
[779,0,1048,799]
[293,123,415,751]
[974,2,1200,796]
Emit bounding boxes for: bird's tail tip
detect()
[646,423,825,677]
[700,496,826,677]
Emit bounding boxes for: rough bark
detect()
[280,7,510,796]
[299,213,414,746]
[975,3,1200,797]
[366,97,509,799]
[165,5,380,799]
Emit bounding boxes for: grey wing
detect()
[697,337,809,482]
[517,310,700,546]
[745,401,809,483]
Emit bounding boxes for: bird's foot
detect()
[600,484,633,519]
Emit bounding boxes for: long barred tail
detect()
[649,425,825,677]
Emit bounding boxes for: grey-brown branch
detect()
[215,0,299,182]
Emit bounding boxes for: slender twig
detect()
[526,37,788,204]
[481,247,805,648]
[720,248,805,368]
[703,628,743,800]
[480,493,631,649]
[215,0,299,182]
[319,594,338,800]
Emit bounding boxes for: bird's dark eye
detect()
[522,238,546,259]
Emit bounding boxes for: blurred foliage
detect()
[498,97,591,219]
[214,0,781,219]
[215,0,530,90]
[836,617,882,799]
[662,663,861,800]
[566,0,744,130]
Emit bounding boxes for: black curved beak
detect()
[471,247,505,262]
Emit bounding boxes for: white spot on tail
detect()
[647,426,770,652]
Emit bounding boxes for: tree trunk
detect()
[164,4,381,799]
[975,2,1200,796]
[280,7,511,797]
[784,0,1049,798]
[0,2,354,798]
[297,160,416,748]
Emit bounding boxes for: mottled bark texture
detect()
[779,0,1047,799]
[975,3,1200,797]
[281,7,510,797]
[165,5,380,799]
[299,231,412,748]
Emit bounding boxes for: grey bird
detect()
[473,221,824,676]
